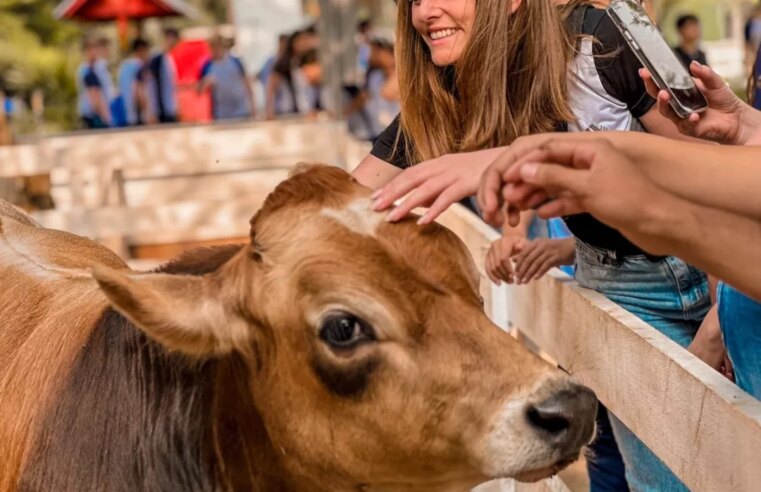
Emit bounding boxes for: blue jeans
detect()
[718,283,761,398]
[586,405,628,492]
[575,240,710,492]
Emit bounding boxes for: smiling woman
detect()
[384,0,575,165]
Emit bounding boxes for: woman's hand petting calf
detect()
[372,150,498,225]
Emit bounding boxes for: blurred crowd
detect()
[258,20,400,142]
[60,7,761,135]
[73,19,401,141]
[76,29,182,129]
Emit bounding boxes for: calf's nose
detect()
[526,385,597,455]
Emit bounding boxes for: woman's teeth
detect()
[430,29,457,41]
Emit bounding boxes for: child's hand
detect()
[486,235,528,285]
[513,238,576,284]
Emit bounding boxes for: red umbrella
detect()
[54,0,198,43]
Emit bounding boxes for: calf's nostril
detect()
[527,404,571,436]
[526,385,599,451]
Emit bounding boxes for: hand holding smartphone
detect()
[607,0,708,118]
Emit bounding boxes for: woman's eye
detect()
[319,313,375,349]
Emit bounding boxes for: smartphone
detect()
[607,0,708,118]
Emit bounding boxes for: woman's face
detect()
[410,0,476,67]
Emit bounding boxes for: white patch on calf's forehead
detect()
[320,197,385,237]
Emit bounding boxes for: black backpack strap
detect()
[565,5,588,37]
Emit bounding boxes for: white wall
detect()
[231,0,308,77]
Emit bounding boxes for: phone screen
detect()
[608,0,707,113]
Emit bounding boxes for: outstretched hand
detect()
[372,153,492,225]
[478,139,677,256]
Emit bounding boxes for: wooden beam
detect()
[439,205,761,492]
[32,192,270,246]
[0,119,350,178]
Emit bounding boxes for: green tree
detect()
[0,0,82,131]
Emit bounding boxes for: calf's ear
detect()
[92,266,250,357]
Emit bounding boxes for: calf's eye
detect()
[319,313,375,350]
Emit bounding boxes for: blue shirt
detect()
[258,56,277,86]
[77,59,114,120]
[365,69,401,139]
[118,57,147,125]
[199,55,251,120]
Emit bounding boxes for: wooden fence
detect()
[440,206,761,492]
[2,121,760,491]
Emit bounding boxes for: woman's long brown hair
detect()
[395,0,582,163]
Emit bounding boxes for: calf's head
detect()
[93,166,596,490]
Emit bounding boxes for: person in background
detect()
[746,4,761,74]
[76,37,112,129]
[95,37,116,106]
[751,43,761,110]
[343,37,398,142]
[265,29,313,119]
[148,27,180,124]
[198,36,255,121]
[116,38,153,127]
[674,15,708,68]
[301,24,320,51]
[364,38,400,142]
[258,34,289,89]
[357,20,374,79]
[294,49,324,118]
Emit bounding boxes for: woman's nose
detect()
[416,0,445,20]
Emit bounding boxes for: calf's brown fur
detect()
[0,166,596,491]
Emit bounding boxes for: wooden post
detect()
[318,0,360,114]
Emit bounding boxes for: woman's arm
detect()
[482,138,761,301]
[480,131,761,221]
[352,154,403,190]
[602,132,761,220]
[642,188,761,303]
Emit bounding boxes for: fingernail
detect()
[417,214,429,226]
[385,210,397,222]
[372,189,383,199]
[372,197,384,211]
[691,60,702,68]
[520,162,539,180]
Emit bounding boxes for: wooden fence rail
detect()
[439,205,761,492]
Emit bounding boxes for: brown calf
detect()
[0,166,596,491]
